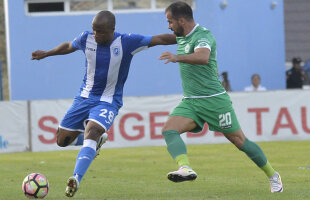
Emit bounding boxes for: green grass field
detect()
[1,140,310,200]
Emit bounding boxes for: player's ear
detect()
[178,17,186,26]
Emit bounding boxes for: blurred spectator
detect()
[286,57,304,89]
[221,71,232,91]
[244,74,266,91]
[128,1,137,8]
[303,60,310,85]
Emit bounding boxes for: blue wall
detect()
[7,0,285,100]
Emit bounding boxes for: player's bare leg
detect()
[225,129,283,193]
[56,128,81,147]
[57,127,108,158]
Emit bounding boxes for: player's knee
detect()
[234,140,244,148]
[226,129,246,148]
[231,136,246,148]
[161,127,166,134]
[161,124,171,133]
[85,126,104,141]
[56,128,71,147]
[56,128,63,147]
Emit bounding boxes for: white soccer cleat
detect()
[269,172,283,193]
[95,133,108,157]
[167,166,197,183]
[65,176,80,197]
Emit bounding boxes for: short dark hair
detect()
[96,10,115,29]
[251,74,261,80]
[292,57,302,64]
[165,1,193,21]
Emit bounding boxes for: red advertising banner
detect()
[1,90,309,153]
[29,90,310,152]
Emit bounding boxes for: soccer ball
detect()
[22,173,49,199]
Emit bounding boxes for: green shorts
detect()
[170,93,240,134]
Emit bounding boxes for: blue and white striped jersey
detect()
[72,31,152,109]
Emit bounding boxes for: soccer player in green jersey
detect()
[159,1,283,193]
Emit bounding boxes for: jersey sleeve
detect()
[194,32,213,52]
[124,34,152,55]
[72,31,88,50]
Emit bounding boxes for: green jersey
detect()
[176,25,225,98]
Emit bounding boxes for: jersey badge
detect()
[113,46,120,56]
[185,44,190,53]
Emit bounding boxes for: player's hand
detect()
[159,52,177,64]
[31,50,48,60]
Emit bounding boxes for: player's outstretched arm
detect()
[148,34,176,47]
[31,42,76,60]
[159,48,210,65]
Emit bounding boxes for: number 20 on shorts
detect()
[219,112,232,127]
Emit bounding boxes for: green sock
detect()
[162,130,189,166]
[175,154,190,167]
[261,161,276,177]
[239,138,275,177]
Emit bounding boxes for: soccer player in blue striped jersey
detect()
[31,10,176,197]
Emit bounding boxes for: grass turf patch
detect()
[0,140,309,200]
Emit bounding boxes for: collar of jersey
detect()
[185,24,199,38]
